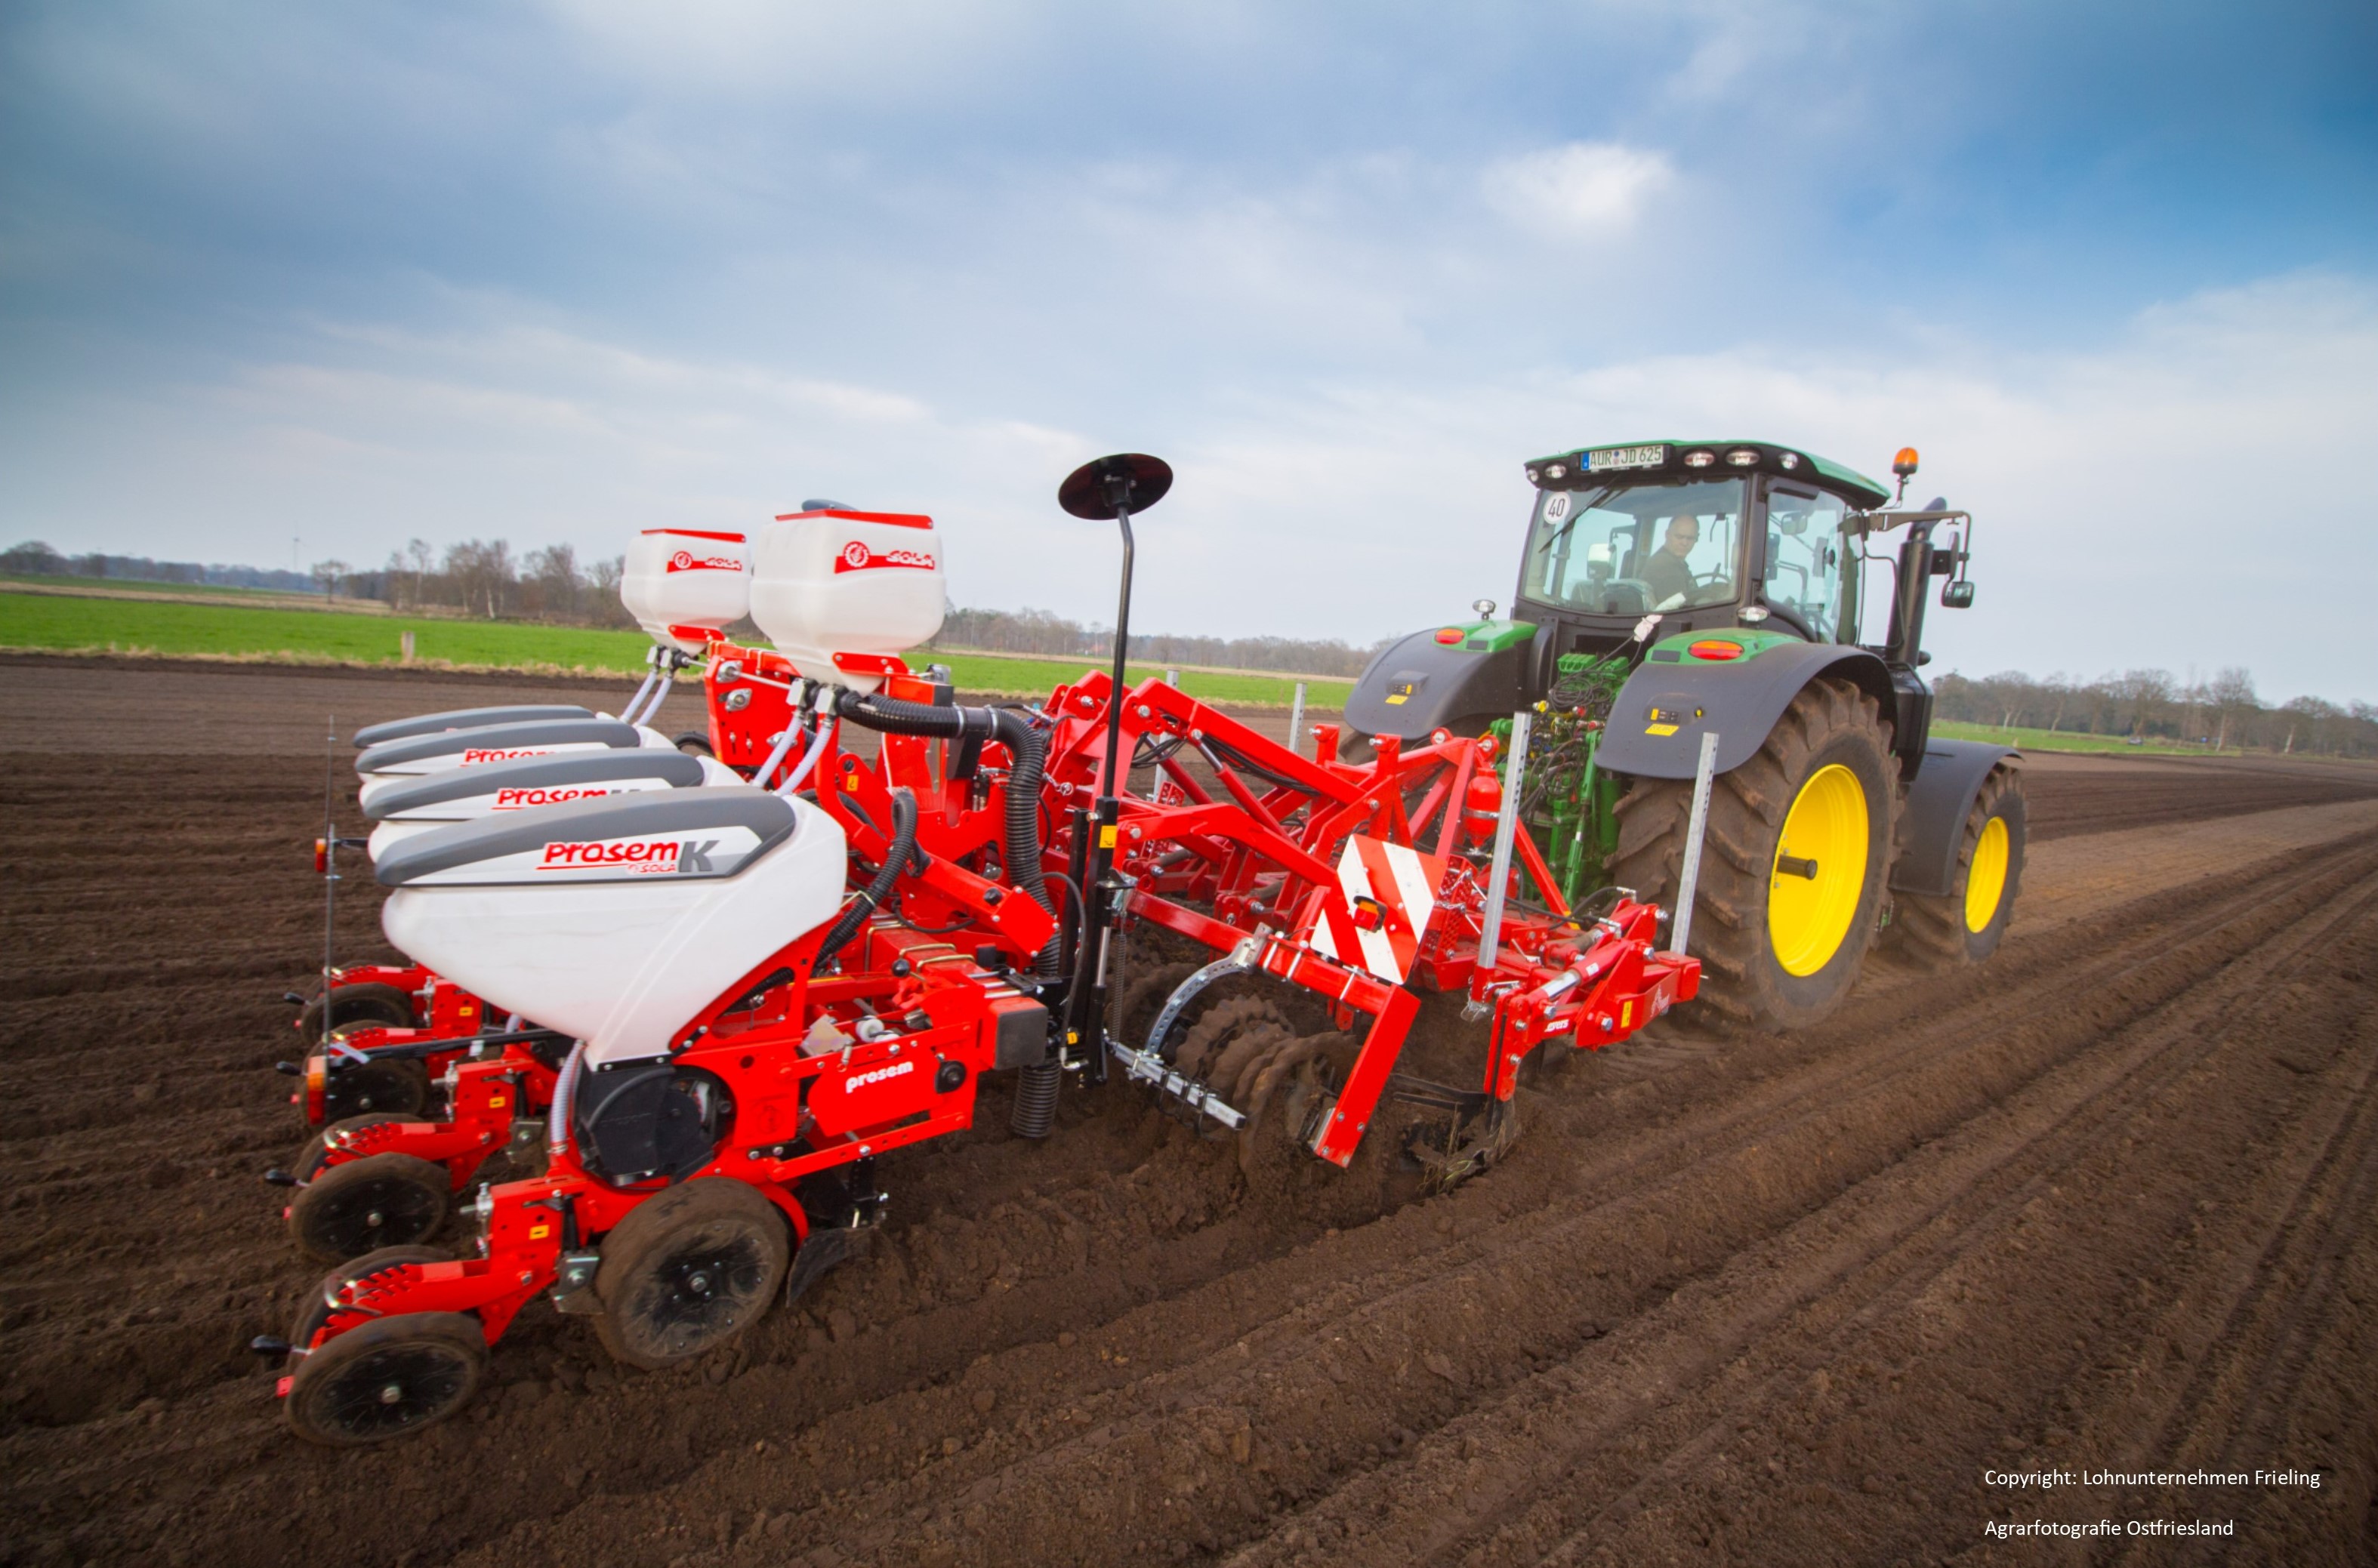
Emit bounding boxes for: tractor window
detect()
[1523,479,1744,616]
[1762,486,1851,640]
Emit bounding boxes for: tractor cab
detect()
[1511,441,1886,674]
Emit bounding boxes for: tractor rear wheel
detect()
[288,1152,452,1264]
[1892,766,2025,968]
[594,1178,788,1371]
[1610,676,1899,1031]
[284,1311,485,1446]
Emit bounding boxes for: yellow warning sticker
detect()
[1100,825,1118,848]
[1621,1000,1635,1027]
[529,1223,551,1241]
[1384,694,1408,705]
[1645,722,1679,737]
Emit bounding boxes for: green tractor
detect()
[1344,439,2024,1031]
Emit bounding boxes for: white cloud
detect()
[1481,142,1674,238]
[6,270,2373,704]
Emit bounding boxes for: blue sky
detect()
[5,1,2375,701]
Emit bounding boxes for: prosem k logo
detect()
[535,837,721,875]
[667,550,741,574]
[834,540,936,575]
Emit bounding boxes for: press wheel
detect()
[284,1311,485,1447]
[594,1179,789,1371]
[287,1152,451,1264]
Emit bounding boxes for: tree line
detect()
[11,538,2371,749]
[3,537,638,630]
[929,605,1389,679]
[1934,667,2377,758]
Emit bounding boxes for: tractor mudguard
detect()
[1343,623,1535,741]
[1595,640,1896,781]
[1890,739,2019,897]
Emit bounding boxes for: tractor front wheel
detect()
[1611,676,1899,1032]
[1892,766,2025,968]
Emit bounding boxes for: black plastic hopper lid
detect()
[1059,454,1173,520]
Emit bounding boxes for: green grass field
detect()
[1931,719,2227,756]
[0,573,375,607]
[0,590,1351,708]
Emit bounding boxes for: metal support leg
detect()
[1668,730,1720,957]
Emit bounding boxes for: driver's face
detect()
[1662,516,1699,556]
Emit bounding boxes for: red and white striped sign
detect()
[1307,834,1445,983]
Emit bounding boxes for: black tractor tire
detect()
[674,732,715,757]
[288,1152,452,1264]
[594,1178,789,1371]
[316,1042,432,1123]
[1891,766,2026,969]
[1609,676,1900,1032]
[286,1244,453,1354]
[291,1113,410,1183]
[284,1311,486,1447]
[298,982,415,1043]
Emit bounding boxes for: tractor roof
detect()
[1523,440,1891,509]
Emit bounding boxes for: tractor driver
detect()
[1639,513,1700,608]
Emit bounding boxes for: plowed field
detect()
[6,656,2378,1566]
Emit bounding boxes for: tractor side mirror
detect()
[1942,580,1975,609]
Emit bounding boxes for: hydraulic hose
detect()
[814,787,920,974]
[779,716,834,796]
[546,1040,587,1158]
[834,690,1064,1138]
[831,692,1056,972]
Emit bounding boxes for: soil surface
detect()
[6,655,2378,1566]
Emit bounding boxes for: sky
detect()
[4,0,2375,701]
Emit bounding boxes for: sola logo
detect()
[667,550,741,574]
[833,541,936,575]
[844,1059,916,1093]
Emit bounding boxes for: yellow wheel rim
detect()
[1767,763,1870,977]
[1963,814,2010,934]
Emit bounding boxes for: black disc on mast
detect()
[1059,454,1172,520]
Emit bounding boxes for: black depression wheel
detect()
[1893,766,2026,969]
[290,1112,409,1182]
[298,982,415,1043]
[1611,676,1899,1032]
[674,731,715,756]
[594,1179,789,1371]
[286,1244,452,1353]
[284,1311,486,1447]
[318,1044,432,1123]
[288,1152,451,1265]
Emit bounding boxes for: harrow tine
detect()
[1107,1036,1246,1131]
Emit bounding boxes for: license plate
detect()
[1586,444,1664,471]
